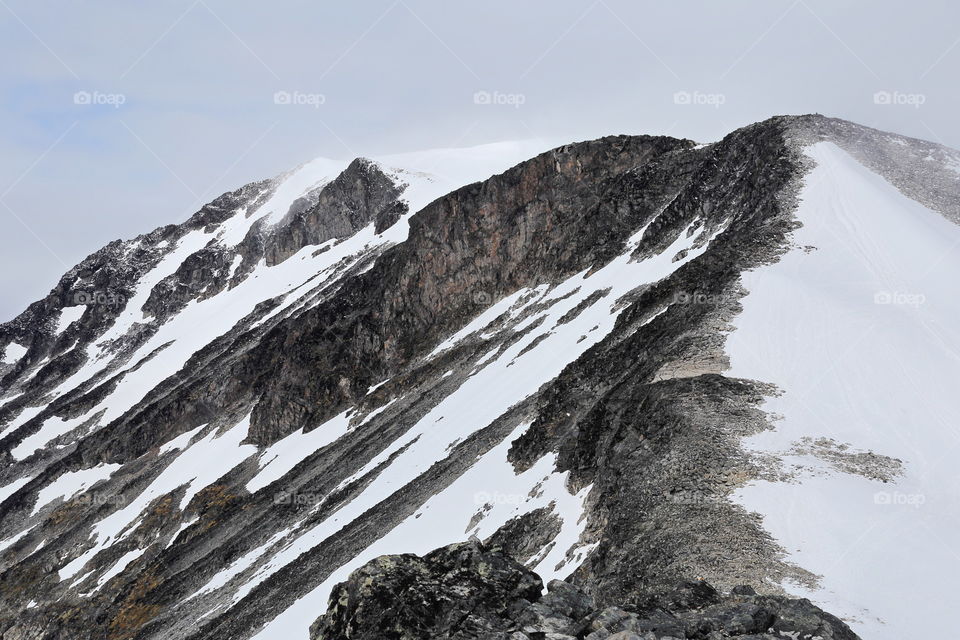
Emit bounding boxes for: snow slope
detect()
[204,210,724,639]
[726,142,960,639]
[0,140,557,462]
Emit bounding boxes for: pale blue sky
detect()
[2,1,958,320]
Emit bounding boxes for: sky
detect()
[1,0,958,321]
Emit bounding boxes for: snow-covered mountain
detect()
[0,115,957,640]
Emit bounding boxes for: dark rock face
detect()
[264,158,406,266]
[310,542,860,640]
[505,117,811,603]
[311,542,543,640]
[241,135,693,445]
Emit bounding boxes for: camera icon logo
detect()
[473,90,492,105]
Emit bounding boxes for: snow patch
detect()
[0,477,32,505]
[59,418,256,580]
[1,342,27,364]
[94,549,143,589]
[12,412,91,460]
[32,464,120,515]
[726,142,960,640]
[55,306,85,333]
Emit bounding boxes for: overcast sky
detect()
[1,1,957,321]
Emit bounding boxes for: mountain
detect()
[0,114,957,640]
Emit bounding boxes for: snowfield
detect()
[726,142,960,640]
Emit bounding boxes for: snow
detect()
[227,254,244,279]
[188,530,288,601]
[158,424,205,454]
[726,142,960,640]
[219,158,343,246]
[225,211,722,638]
[365,379,389,394]
[44,228,215,402]
[427,287,540,358]
[374,139,558,215]
[55,306,85,333]
[165,517,198,549]
[12,412,91,460]
[32,464,120,515]
[38,230,386,457]
[0,525,35,554]
[2,341,27,364]
[0,477,32,505]
[356,398,397,426]
[246,413,351,493]
[0,405,45,440]
[59,419,256,580]
[248,423,593,640]
[94,548,143,589]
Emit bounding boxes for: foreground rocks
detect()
[310,542,859,640]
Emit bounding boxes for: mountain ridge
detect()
[0,114,957,640]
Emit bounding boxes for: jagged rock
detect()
[264,157,405,266]
[540,579,595,620]
[310,543,859,640]
[309,541,542,640]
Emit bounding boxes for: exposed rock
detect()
[264,157,405,266]
[309,541,543,640]
[310,543,860,640]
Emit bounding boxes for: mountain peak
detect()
[0,117,957,640]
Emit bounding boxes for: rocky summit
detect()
[0,115,958,640]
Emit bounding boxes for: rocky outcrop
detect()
[311,541,543,640]
[310,542,859,640]
[264,158,406,266]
